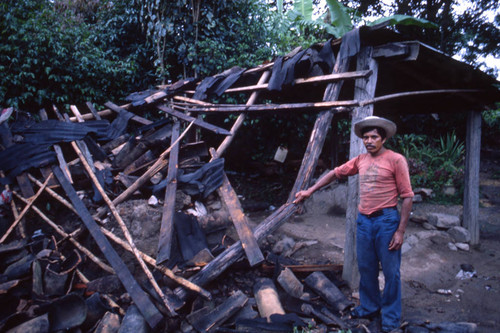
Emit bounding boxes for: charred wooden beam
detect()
[262,263,342,273]
[174,203,298,303]
[372,41,419,60]
[157,122,180,264]
[211,148,264,267]
[304,271,352,312]
[86,101,102,120]
[277,267,304,299]
[52,166,164,329]
[157,104,231,135]
[187,290,248,332]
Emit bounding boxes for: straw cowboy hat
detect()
[354,116,397,139]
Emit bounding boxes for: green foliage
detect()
[0,0,145,111]
[324,0,354,38]
[482,104,500,146]
[368,14,439,29]
[387,131,465,201]
[344,0,499,77]
[133,0,277,79]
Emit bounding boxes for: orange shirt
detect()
[333,149,414,215]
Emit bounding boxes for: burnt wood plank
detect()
[218,172,264,267]
[210,148,264,267]
[15,174,35,199]
[156,121,180,264]
[38,109,58,186]
[157,104,231,136]
[304,271,352,312]
[51,166,163,329]
[104,101,153,126]
[187,290,248,332]
[86,101,102,120]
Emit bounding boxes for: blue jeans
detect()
[355,208,401,331]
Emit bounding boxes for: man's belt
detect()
[363,206,397,218]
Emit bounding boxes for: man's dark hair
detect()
[361,126,387,140]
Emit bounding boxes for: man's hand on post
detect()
[293,189,312,204]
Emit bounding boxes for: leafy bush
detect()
[0,0,147,112]
[387,131,465,201]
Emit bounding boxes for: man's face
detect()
[362,129,386,155]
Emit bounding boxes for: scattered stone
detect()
[448,242,458,251]
[422,222,436,230]
[406,325,430,333]
[426,321,477,332]
[175,190,192,210]
[410,213,427,224]
[427,213,461,229]
[437,289,452,295]
[413,188,433,198]
[147,195,158,206]
[412,194,423,203]
[272,236,295,255]
[456,269,477,280]
[401,242,412,254]
[448,226,471,243]
[456,243,470,251]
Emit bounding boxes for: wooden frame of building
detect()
[90,27,497,289]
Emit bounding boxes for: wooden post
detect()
[464,110,481,245]
[343,46,378,288]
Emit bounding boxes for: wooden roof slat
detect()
[157,104,231,135]
[179,88,482,113]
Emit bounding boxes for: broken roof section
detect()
[123,27,499,118]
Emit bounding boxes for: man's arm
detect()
[388,196,412,250]
[293,169,337,204]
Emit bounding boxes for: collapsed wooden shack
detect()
[0,26,499,332]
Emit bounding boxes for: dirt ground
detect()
[258,157,500,332]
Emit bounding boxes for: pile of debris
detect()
[0,102,360,333]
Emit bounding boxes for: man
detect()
[294,116,414,333]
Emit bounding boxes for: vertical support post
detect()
[463,110,481,245]
[343,46,378,288]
